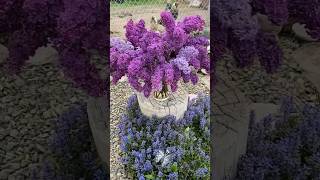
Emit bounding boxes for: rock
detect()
[0,169,11,179]
[35,144,46,153]
[188,94,198,102]
[8,175,15,180]
[10,129,19,137]
[188,0,201,7]
[256,13,282,35]
[14,77,25,87]
[200,75,210,89]
[0,44,9,64]
[292,23,318,42]
[27,45,58,66]
[292,43,320,91]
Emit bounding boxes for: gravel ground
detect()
[0,62,87,179]
[110,76,210,179]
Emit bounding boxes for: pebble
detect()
[0,169,11,179]
[10,130,18,137]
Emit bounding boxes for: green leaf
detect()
[171,162,178,172]
[145,174,155,180]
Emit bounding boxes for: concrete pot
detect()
[87,96,108,168]
[212,77,251,180]
[136,83,188,120]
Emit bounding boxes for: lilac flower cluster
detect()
[212,0,284,73]
[213,0,320,74]
[111,11,210,97]
[119,93,210,179]
[251,0,289,26]
[1,0,108,97]
[31,103,107,179]
[237,97,320,179]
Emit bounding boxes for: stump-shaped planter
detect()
[136,84,189,120]
[87,96,108,168]
[212,77,251,180]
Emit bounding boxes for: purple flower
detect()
[151,66,164,91]
[110,37,134,52]
[143,160,153,172]
[200,117,207,129]
[172,57,191,74]
[160,11,176,32]
[179,15,205,33]
[177,46,199,62]
[168,172,178,180]
[195,168,208,177]
[158,171,163,177]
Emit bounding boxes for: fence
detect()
[110,0,210,38]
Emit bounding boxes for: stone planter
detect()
[212,77,251,180]
[136,83,189,120]
[87,96,108,169]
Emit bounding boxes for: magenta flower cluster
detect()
[1,0,108,97]
[110,11,210,97]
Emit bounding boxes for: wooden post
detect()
[87,96,108,168]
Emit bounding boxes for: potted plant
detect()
[110,11,210,119]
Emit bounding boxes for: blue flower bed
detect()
[32,103,107,179]
[119,93,210,179]
[237,97,320,179]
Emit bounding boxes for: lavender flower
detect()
[195,168,208,177]
[177,46,199,62]
[172,57,191,74]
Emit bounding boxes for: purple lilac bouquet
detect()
[110,11,210,98]
[118,93,210,179]
[212,0,283,73]
[0,0,108,97]
[212,0,320,74]
[236,97,320,179]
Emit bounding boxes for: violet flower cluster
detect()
[118,93,210,179]
[31,103,107,179]
[212,0,320,74]
[110,11,210,97]
[212,0,283,73]
[237,97,320,179]
[0,0,108,97]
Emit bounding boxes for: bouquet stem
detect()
[153,83,169,100]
